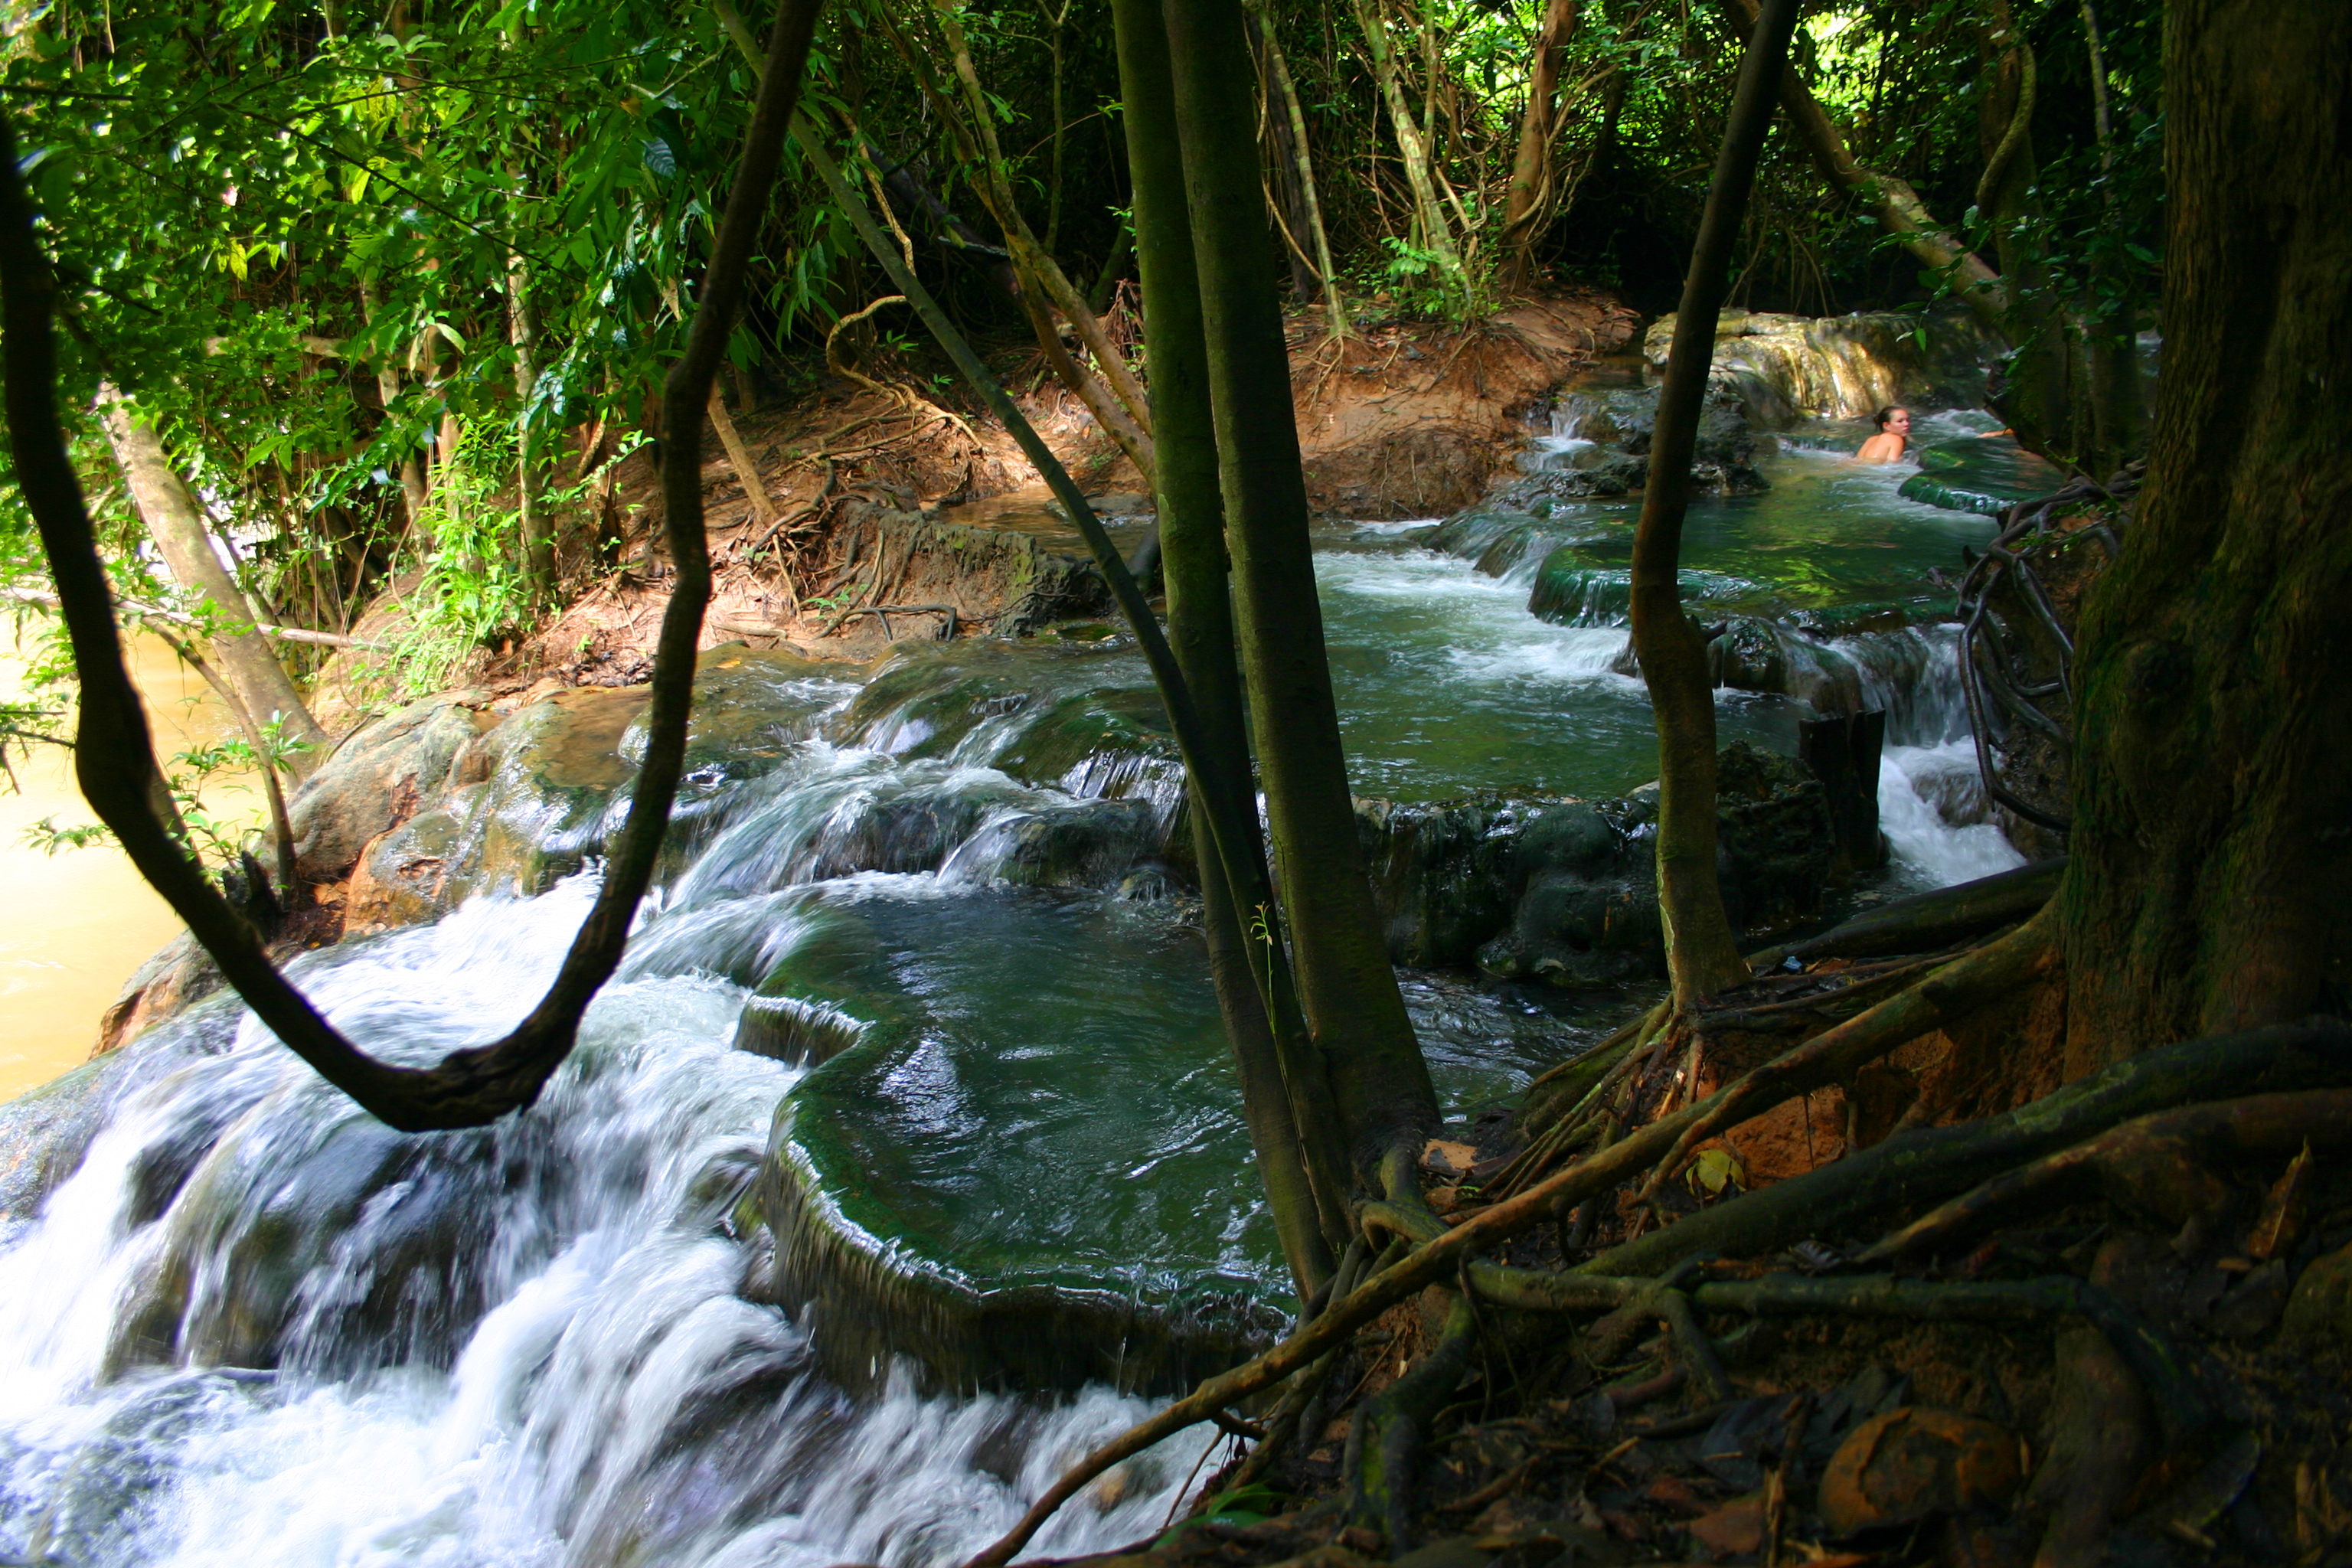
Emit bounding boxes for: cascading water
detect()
[0,879,1226,1568]
[0,397,2034,1566]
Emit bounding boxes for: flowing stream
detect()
[0,410,2036,1567]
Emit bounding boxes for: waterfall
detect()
[0,879,1218,1568]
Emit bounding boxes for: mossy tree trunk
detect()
[1629,0,1801,1007]
[1112,0,1344,1292]
[1498,0,1579,292]
[95,384,328,765]
[2058,0,2352,1074]
[1161,0,1440,1178]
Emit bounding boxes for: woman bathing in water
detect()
[1857,404,1911,462]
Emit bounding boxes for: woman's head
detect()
[1873,405,1913,434]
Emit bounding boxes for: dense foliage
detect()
[0,0,2164,706]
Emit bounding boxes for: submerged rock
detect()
[1360,743,1835,988]
[738,890,1285,1397]
[1899,436,2068,517]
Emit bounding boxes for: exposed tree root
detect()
[1345,1295,1476,1549]
[1862,1086,2352,1263]
[1589,1017,2352,1279]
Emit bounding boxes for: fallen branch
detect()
[1743,856,2063,972]
[1629,906,2059,1205]
[5,583,385,650]
[819,602,959,639]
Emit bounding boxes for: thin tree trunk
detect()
[1115,0,1348,1291]
[1630,0,1802,1007]
[95,384,328,766]
[506,245,555,593]
[1243,0,1349,335]
[852,2,1157,478]
[928,1,1158,442]
[1499,0,1579,291]
[1044,0,1070,253]
[1162,0,1439,1177]
[707,383,778,526]
[1249,10,1320,302]
[1349,0,1466,298]
[358,280,431,540]
[1724,0,2005,325]
[155,629,299,893]
[2058,0,2352,1072]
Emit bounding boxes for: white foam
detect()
[1880,739,2026,888]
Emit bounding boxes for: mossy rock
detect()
[1899,472,2011,517]
[988,685,1178,796]
[1527,543,1764,628]
[287,697,488,883]
[738,890,1284,1397]
[1357,744,1834,988]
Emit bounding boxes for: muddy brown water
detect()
[0,633,251,1097]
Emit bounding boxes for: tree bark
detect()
[1724,0,2004,325]
[505,243,556,594]
[1498,0,1579,292]
[2057,0,2352,1074]
[1348,0,1468,301]
[1243,0,1348,335]
[1115,0,1347,1292]
[1162,0,1439,1174]
[1631,0,1801,1006]
[94,384,328,766]
[707,382,778,526]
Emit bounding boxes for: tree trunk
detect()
[358,279,431,541]
[1243,0,1349,335]
[707,383,778,527]
[1724,0,2004,325]
[1348,0,1467,302]
[927,1,1158,442]
[862,3,1158,477]
[505,245,556,595]
[1250,8,1321,302]
[1498,0,1579,291]
[2057,0,2352,1074]
[94,385,328,766]
[1162,0,1439,1176]
[1629,0,1801,1007]
[1115,0,1346,1291]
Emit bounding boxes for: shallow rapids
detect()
[0,416,2026,1564]
[0,882,1220,1568]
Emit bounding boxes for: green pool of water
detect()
[753,880,1616,1387]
